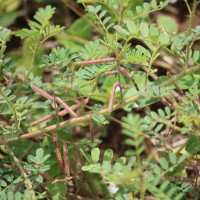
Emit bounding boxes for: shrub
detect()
[0,0,200,199]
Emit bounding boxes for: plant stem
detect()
[1,64,200,144]
[6,145,34,193]
[0,95,139,144]
[160,64,200,87]
[27,40,39,78]
[77,57,116,66]
[0,86,18,129]
[184,0,198,69]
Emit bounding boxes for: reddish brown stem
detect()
[105,71,118,76]
[55,97,78,118]
[13,182,22,194]
[121,84,130,89]
[0,95,140,145]
[63,142,70,177]
[74,145,82,172]
[31,114,56,126]
[31,84,54,101]
[31,84,57,109]
[77,57,116,66]
[52,130,64,174]
[160,98,173,109]
[109,82,120,113]
[58,99,88,116]
[167,72,184,95]
[31,99,88,126]
[119,67,131,78]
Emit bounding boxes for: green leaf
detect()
[169,152,177,164]
[92,114,109,125]
[103,16,111,25]
[113,162,122,173]
[151,0,158,9]
[160,157,169,169]
[40,154,51,163]
[143,2,150,11]
[7,191,13,200]
[14,193,22,200]
[177,154,188,164]
[24,165,38,172]
[150,24,159,36]
[36,175,43,183]
[39,165,50,172]
[160,180,170,191]
[47,182,67,200]
[67,15,92,39]
[151,111,158,120]
[126,21,138,34]
[136,6,142,14]
[185,135,200,154]
[16,29,40,38]
[152,164,161,175]
[161,0,170,8]
[114,25,129,36]
[95,5,101,13]
[157,16,178,33]
[27,155,38,163]
[165,107,171,115]
[158,33,170,45]
[82,164,97,171]
[0,191,6,200]
[36,148,44,160]
[140,23,149,37]
[102,149,113,171]
[33,5,55,28]
[0,12,19,27]
[99,10,107,19]
[42,25,64,42]
[158,109,165,117]
[193,50,200,63]
[0,180,7,187]
[91,148,100,163]
[103,149,113,163]
[154,124,164,132]
[87,5,96,13]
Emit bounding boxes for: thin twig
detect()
[167,72,184,95]
[31,114,56,126]
[6,145,34,192]
[31,84,54,101]
[119,66,131,78]
[31,99,87,126]
[77,57,116,66]
[0,95,140,144]
[51,130,64,174]
[109,82,120,113]
[74,145,82,172]
[160,64,200,87]
[160,98,173,109]
[104,71,117,76]
[55,97,78,118]
[0,86,18,129]
[52,176,73,184]
[31,84,57,109]
[63,142,70,177]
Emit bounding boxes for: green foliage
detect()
[157,15,178,34]
[0,27,10,63]
[16,6,62,42]
[0,0,200,199]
